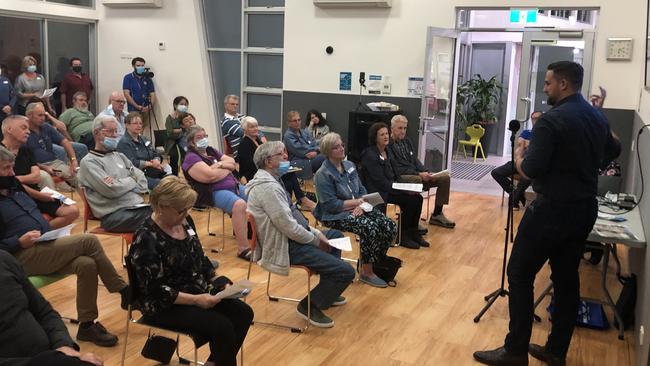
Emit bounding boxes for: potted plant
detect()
[455,74,503,156]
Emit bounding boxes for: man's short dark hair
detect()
[131,57,146,66]
[547,61,583,91]
[69,57,81,66]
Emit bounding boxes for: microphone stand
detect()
[474,119,521,323]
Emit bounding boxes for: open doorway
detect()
[432,7,599,196]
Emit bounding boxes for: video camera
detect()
[142,67,155,79]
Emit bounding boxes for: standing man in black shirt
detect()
[474,61,621,365]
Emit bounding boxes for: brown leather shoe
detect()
[77,321,118,347]
[473,346,528,365]
[528,344,566,366]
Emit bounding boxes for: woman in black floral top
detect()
[128,176,253,366]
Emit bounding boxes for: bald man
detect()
[95,91,127,139]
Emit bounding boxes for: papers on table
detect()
[592,223,638,241]
[41,87,57,99]
[41,187,76,205]
[362,192,384,207]
[213,279,255,300]
[36,224,74,242]
[328,236,353,252]
[392,183,424,192]
[429,169,450,179]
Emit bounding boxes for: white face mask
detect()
[196,137,209,149]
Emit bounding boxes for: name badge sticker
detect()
[2,81,7,84]
[347,167,355,174]
[145,141,151,147]
[187,228,196,236]
[379,154,385,160]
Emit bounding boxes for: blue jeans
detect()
[288,229,355,310]
[53,142,88,162]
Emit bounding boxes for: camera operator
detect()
[122,57,156,129]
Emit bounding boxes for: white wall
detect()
[96,2,217,143]
[284,0,647,110]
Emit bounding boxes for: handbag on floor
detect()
[372,255,402,287]
[141,330,178,364]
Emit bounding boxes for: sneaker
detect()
[429,213,456,228]
[331,296,347,306]
[359,274,388,288]
[296,300,334,328]
[77,321,118,347]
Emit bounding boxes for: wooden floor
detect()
[40,191,635,365]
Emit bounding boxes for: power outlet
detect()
[640,325,645,345]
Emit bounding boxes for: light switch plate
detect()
[606,38,633,60]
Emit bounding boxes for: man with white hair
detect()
[221,94,265,158]
[95,91,127,139]
[387,114,455,228]
[78,115,150,232]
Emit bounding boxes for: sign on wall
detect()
[339,72,352,91]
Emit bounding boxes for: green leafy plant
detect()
[456,74,503,127]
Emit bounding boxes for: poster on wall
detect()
[339,72,352,91]
[407,77,424,96]
[368,74,382,94]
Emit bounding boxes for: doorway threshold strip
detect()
[450,161,496,181]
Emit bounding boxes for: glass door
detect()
[515,31,595,130]
[419,27,460,171]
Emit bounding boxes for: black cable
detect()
[598,123,650,215]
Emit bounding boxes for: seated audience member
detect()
[304,109,330,143]
[247,141,355,327]
[238,116,315,210]
[78,116,151,233]
[388,114,455,228]
[95,91,127,139]
[283,110,326,179]
[490,111,541,209]
[0,250,104,365]
[313,133,397,288]
[129,176,253,366]
[165,96,189,175]
[58,91,96,148]
[24,101,78,192]
[361,123,429,249]
[59,57,94,112]
[1,115,78,229]
[0,65,16,123]
[15,55,54,116]
[182,126,251,260]
[117,112,170,190]
[0,146,128,347]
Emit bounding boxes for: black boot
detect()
[409,229,430,247]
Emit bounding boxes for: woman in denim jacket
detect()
[313,133,397,288]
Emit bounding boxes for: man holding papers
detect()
[246,141,355,328]
[388,114,455,228]
[362,122,429,249]
[0,145,128,347]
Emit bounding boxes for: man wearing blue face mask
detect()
[246,141,355,328]
[78,115,151,233]
[123,57,156,128]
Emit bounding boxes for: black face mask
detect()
[72,66,82,73]
[0,176,18,190]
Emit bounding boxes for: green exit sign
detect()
[510,9,538,23]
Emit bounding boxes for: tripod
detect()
[356,72,366,111]
[473,119,521,323]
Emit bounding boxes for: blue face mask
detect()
[135,66,145,75]
[103,137,119,151]
[177,105,188,113]
[196,137,209,149]
[277,160,291,176]
[27,65,37,73]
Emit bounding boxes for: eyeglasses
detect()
[101,128,118,135]
[112,99,127,104]
[268,152,284,159]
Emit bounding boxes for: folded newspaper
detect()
[362,192,384,206]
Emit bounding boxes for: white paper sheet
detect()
[362,192,384,207]
[429,169,450,179]
[392,183,424,192]
[328,237,353,252]
[213,279,255,300]
[41,87,57,99]
[40,187,76,205]
[36,224,74,242]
